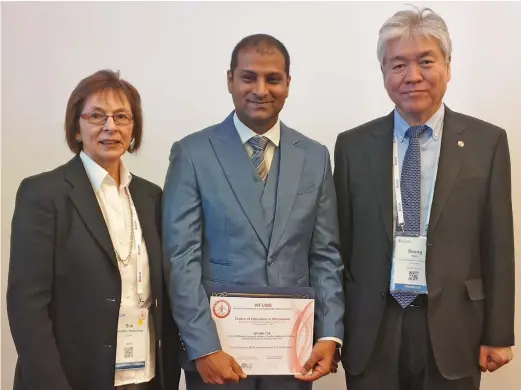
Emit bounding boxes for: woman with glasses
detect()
[6,70,180,390]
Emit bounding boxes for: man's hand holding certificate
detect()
[295,340,339,382]
[195,350,247,385]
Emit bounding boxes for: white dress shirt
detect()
[233,112,281,171]
[233,115,343,348]
[79,151,155,386]
[392,104,445,236]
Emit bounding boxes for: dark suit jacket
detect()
[334,106,515,379]
[7,155,181,390]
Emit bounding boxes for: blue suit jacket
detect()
[162,113,344,367]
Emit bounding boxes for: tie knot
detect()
[249,136,269,151]
[405,125,428,139]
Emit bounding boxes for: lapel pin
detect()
[458,140,464,148]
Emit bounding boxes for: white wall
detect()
[2,1,520,389]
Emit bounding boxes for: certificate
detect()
[209,286,315,376]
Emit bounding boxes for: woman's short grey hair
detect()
[377,7,452,66]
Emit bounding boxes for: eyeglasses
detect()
[80,112,134,125]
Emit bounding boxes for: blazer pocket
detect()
[465,278,485,301]
[202,276,235,284]
[208,259,232,266]
[297,184,316,195]
[455,177,487,192]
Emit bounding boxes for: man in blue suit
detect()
[162,34,345,390]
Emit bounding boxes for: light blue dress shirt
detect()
[394,104,445,236]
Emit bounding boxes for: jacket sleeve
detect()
[7,178,73,390]
[162,141,222,361]
[308,146,345,341]
[481,130,515,346]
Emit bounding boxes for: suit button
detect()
[155,299,159,308]
[158,340,162,349]
[267,258,274,266]
[381,292,386,299]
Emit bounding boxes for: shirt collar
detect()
[233,112,281,147]
[79,151,132,191]
[394,103,445,143]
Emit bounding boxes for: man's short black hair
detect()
[230,33,290,76]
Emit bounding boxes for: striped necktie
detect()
[248,136,270,182]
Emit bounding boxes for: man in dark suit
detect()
[334,7,515,390]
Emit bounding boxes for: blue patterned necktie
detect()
[248,136,270,182]
[391,125,428,308]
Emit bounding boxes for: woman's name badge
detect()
[115,307,149,370]
[390,236,428,294]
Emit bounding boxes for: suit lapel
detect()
[427,107,467,234]
[65,155,117,268]
[268,125,305,257]
[209,113,269,249]
[129,180,155,252]
[368,112,394,244]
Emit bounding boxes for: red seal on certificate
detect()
[212,300,231,318]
